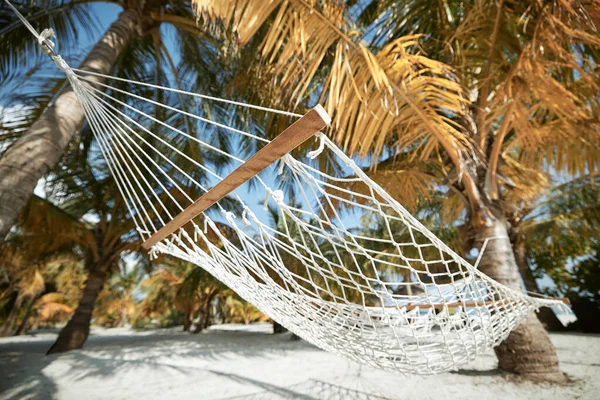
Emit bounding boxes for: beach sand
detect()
[0,324,598,400]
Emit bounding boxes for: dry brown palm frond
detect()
[499,156,550,206]
[325,155,444,214]
[194,0,600,230]
[579,0,600,29]
[462,0,600,202]
[194,0,282,46]
[17,269,45,298]
[15,195,95,255]
[35,292,74,324]
[193,0,474,168]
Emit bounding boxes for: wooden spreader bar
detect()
[142,105,331,250]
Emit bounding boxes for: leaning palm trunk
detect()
[14,296,38,335]
[0,291,26,337]
[194,292,218,333]
[183,308,193,331]
[0,10,139,245]
[47,263,107,354]
[474,213,564,382]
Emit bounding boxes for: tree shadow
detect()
[55,329,317,382]
[450,368,506,377]
[211,373,392,400]
[0,339,59,400]
[1,326,319,397]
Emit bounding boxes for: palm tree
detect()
[0,0,220,244]
[94,263,144,327]
[0,223,81,336]
[26,259,87,333]
[137,258,230,331]
[225,297,266,325]
[136,266,184,328]
[0,260,45,336]
[177,264,228,332]
[9,184,140,352]
[194,0,600,381]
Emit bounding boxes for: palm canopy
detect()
[194,0,600,220]
[0,0,222,154]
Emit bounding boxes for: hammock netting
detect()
[65,68,565,374]
[5,2,567,374]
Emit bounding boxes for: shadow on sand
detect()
[211,373,392,400]
[0,338,59,400]
[1,328,363,400]
[450,368,506,377]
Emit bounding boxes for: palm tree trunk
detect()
[193,291,218,333]
[183,308,192,331]
[15,297,37,335]
[0,291,25,337]
[513,237,565,331]
[193,307,207,333]
[202,306,211,329]
[46,264,107,354]
[474,215,565,382]
[0,10,139,245]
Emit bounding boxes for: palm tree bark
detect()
[183,308,192,331]
[14,297,37,335]
[47,264,107,354]
[0,291,25,337]
[474,214,565,382]
[513,237,565,331]
[193,291,219,333]
[193,307,207,333]
[0,10,139,245]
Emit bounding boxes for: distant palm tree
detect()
[9,183,140,353]
[136,266,184,327]
[29,292,75,332]
[0,222,81,336]
[0,259,45,336]
[137,258,230,331]
[94,263,145,327]
[225,297,266,325]
[178,265,228,332]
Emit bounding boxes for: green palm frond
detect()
[0,0,100,82]
[13,195,94,254]
[523,176,600,258]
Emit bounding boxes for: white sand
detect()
[0,324,598,400]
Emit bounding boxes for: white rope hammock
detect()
[6,1,568,375]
